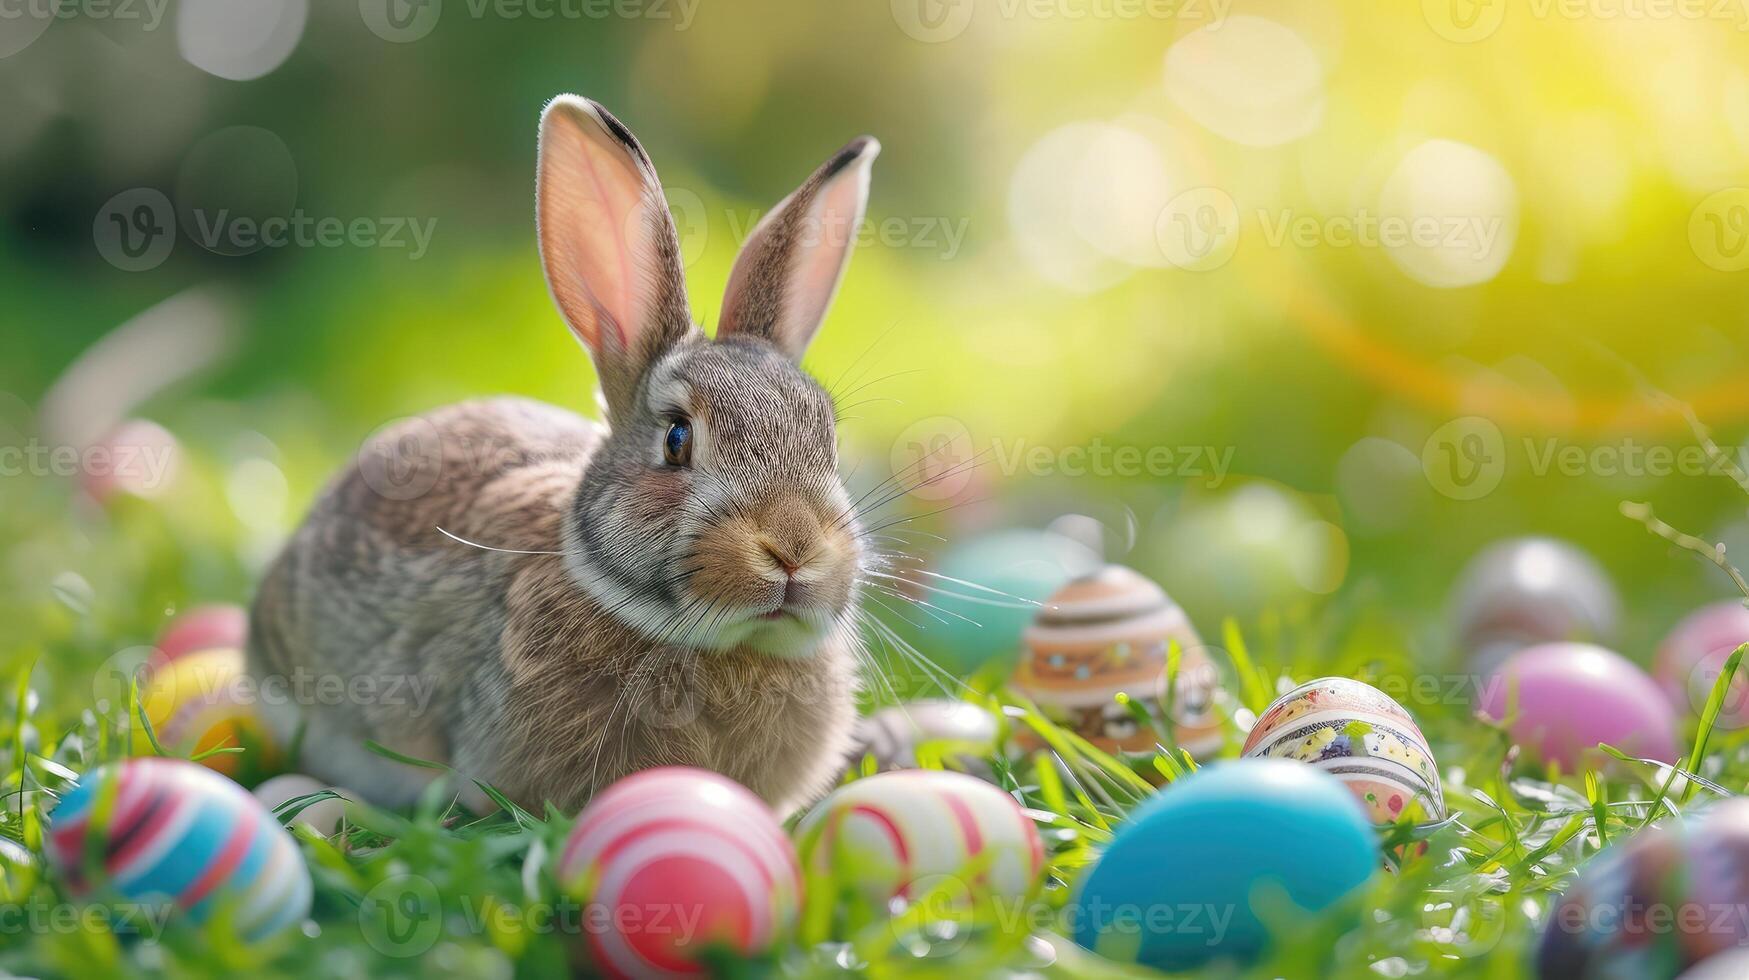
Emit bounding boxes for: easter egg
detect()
[1014,565,1224,758]
[557,768,799,978]
[80,418,181,502]
[925,529,1100,675]
[1538,798,1749,979]
[134,647,280,780]
[1073,759,1377,971]
[155,604,249,666]
[846,700,998,772]
[1655,600,1749,727]
[252,774,349,837]
[1242,677,1443,827]
[47,757,311,941]
[1480,642,1679,770]
[796,769,1043,908]
[1452,537,1619,671]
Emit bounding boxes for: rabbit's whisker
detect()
[434,525,571,556]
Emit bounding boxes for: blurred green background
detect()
[4,0,1749,708]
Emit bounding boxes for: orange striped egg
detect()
[1241,677,1444,827]
[47,757,311,941]
[133,647,280,780]
[1014,565,1222,757]
[557,768,799,979]
[796,770,1044,907]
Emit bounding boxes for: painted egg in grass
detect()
[1538,798,1749,979]
[134,647,279,781]
[846,701,998,773]
[1452,537,1619,672]
[796,769,1044,908]
[1480,642,1678,770]
[1655,600,1749,728]
[1073,759,1377,971]
[1242,677,1444,827]
[557,768,799,978]
[154,604,248,666]
[1014,565,1224,758]
[47,757,311,941]
[252,774,350,837]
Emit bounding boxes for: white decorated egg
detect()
[796,769,1043,907]
[47,757,311,941]
[846,700,998,772]
[251,774,349,837]
[1013,565,1222,757]
[1242,676,1444,827]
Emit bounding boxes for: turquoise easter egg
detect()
[926,529,1098,675]
[47,757,311,941]
[1072,758,1377,971]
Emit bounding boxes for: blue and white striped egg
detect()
[48,757,311,941]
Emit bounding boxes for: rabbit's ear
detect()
[538,95,691,415]
[718,136,879,361]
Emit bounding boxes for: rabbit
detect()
[246,94,881,816]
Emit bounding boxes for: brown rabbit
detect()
[247,95,879,815]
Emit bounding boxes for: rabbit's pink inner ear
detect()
[720,136,879,361]
[536,95,666,357]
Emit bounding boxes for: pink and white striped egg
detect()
[796,769,1045,907]
[47,757,311,941]
[557,768,800,979]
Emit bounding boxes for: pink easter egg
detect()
[796,769,1044,908]
[1654,600,1749,728]
[155,604,249,665]
[557,768,799,979]
[1480,643,1678,770]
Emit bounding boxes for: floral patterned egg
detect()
[1242,677,1444,827]
[1013,565,1223,757]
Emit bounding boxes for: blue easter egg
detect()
[1073,758,1378,971]
[926,530,1098,675]
[47,757,311,941]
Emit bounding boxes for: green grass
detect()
[5,461,1749,979]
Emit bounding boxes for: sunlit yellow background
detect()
[4,0,1749,698]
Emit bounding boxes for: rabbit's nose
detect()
[760,539,802,577]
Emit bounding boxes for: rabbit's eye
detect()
[663,420,693,467]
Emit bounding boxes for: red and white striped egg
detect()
[1242,677,1444,827]
[47,757,311,941]
[557,768,800,979]
[796,769,1044,907]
